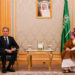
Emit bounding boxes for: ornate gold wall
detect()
[0,0,11,35]
[16,0,72,52]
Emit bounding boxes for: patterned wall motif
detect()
[16,0,72,52]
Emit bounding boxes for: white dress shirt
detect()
[4,36,9,45]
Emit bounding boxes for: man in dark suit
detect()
[0,27,19,73]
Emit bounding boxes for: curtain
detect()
[0,0,11,35]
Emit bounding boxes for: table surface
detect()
[26,49,54,52]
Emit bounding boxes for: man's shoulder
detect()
[0,36,3,39]
[8,36,14,40]
[65,38,72,43]
[8,36,14,38]
[68,38,72,41]
[0,36,4,41]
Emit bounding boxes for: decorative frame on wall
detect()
[36,0,52,18]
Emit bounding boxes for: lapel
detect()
[1,36,6,46]
[2,36,10,45]
[8,36,10,45]
[1,36,5,42]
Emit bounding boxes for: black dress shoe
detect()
[2,68,7,73]
[7,68,15,72]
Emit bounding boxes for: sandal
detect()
[68,69,75,73]
[63,70,69,73]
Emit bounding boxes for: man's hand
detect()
[5,48,16,53]
[11,48,16,51]
[5,49,12,53]
[66,48,71,51]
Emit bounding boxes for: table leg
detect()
[49,53,53,70]
[30,55,32,67]
[27,54,32,71]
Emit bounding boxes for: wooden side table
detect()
[27,50,53,71]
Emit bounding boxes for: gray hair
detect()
[2,27,9,32]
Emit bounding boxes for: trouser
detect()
[0,50,17,69]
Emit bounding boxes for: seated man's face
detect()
[2,29,9,37]
[73,29,75,35]
[73,31,75,34]
[42,4,47,10]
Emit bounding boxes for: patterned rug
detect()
[0,71,75,75]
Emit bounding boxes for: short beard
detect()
[74,34,75,37]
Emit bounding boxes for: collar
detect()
[3,36,8,39]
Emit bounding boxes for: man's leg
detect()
[0,51,7,73]
[7,50,17,72]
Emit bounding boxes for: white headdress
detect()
[41,1,48,10]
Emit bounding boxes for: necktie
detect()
[5,37,8,46]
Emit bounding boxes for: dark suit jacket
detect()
[0,36,19,53]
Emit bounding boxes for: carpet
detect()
[0,71,75,75]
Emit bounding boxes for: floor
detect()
[0,65,75,75]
